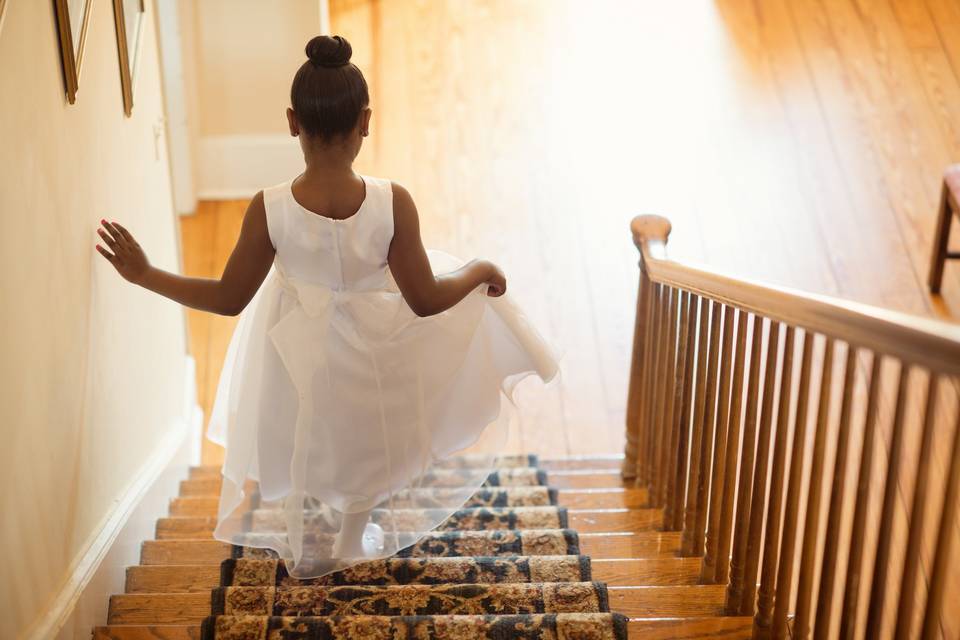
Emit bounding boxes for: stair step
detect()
[627,616,753,639]
[94,626,199,640]
[609,584,728,617]
[124,556,702,594]
[539,455,624,471]
[141,531,680,565]
[110,581,611,624]
[94,616,752,640]
[126,565,222,594]
[155,508,662,539]
[168,487,648,517]
[186,455,624,480]
[109,583,723,624]
[177,470,627,497]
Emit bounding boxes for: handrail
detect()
[624,214,960,640]
[631,215,960,376]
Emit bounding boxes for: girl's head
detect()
[287,35,371,154]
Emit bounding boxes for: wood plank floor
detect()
[183,0,960,467]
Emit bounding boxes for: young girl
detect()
[96,35,559,578]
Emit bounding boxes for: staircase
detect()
[93,455,757,639]
[93,213,960,639]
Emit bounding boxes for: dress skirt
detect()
[206,250,559,578]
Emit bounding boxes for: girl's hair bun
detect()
[306,35,352,68]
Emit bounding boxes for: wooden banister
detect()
[625,215,960,639]
[631,215,960,377]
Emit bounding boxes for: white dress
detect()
[207,175,560,578]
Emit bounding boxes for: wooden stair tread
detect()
[94,616,752,640]
[125,557,702,594]
[168,488,649,517]
[177,470,631,497]
[626,616,753,639]
[109,585,725,624]
[186,456,626,479]
[155,508,663,539]
[141,531,681,565]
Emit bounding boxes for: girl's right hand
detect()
[484,261,507,297]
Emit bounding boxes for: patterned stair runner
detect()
[201,458,627,639]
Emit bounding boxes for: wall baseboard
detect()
[25,356,203,639]
[196,134,303,201]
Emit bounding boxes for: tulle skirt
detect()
[207,250,559,578]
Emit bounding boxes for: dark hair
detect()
[290,35,369,140]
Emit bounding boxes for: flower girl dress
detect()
[207,175,559,578]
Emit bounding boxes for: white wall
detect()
[0,0,191,636]
[183,0,324,197]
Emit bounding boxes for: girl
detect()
[96,35,559,578]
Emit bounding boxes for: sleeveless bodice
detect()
[263,176,395,292]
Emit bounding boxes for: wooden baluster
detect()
[772,331,816,639]
[637,283,661,484]
[649,287,674,505]
[921,406,960,639]
[663,292,691,527]
[656,288,681,507]
[893,373,941,640]
[681,299,713,556]
[864,363,910,639]
[813,346,858,637]
[794,338,836,639]
[692,300,725,558]
[739,320,782,615]
[838,354,883,639]
[702,305,736,583]
[666,292,696,530]
[754,326,797,637]
[715,309,749,586]
[726,315,765,612]
[623,269,652,480]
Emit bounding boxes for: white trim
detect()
[197,134,304,200]
[24,356,202,640]
[155,0,198,215]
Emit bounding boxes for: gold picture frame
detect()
[53,0,94,104]
[113,0,145,116]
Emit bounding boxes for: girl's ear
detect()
[286,108,300,137]
[359,107,372,136]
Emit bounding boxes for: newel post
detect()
[623,215,672,481]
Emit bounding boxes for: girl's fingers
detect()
[96,244,119,266]
[112,221,136,244]
[97,228,118,249]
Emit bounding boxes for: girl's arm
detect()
[96,192,275,316]
[387,183,505,317]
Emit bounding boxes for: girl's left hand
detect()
[96,220,151,284]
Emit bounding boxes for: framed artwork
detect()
[113,0,144,116]
[53,0,94,103]
[0,0,8,37]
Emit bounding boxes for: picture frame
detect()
[0,0,9,38]
[53,0,94,104]
[113,0,144,116]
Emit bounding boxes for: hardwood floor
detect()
[183,0,960,466]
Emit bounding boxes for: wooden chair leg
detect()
[929,181,953,294]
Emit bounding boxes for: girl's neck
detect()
[301,139,358,178]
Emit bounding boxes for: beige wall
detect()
[0,1,187,636]
[189,0,323,137]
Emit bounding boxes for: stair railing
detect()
[624,215,960,639]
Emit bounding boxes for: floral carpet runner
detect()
[201,456,627,639]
